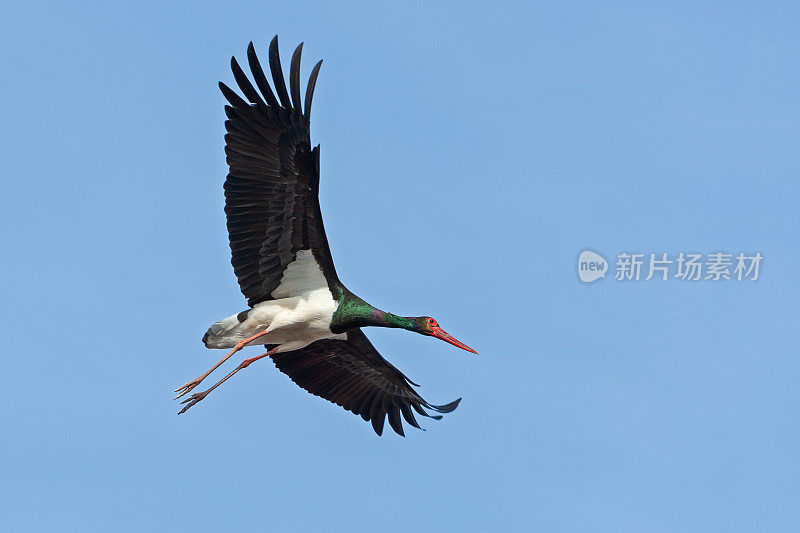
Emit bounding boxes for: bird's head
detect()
[414,316,477,354]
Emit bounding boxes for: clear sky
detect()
[2,2,799,531]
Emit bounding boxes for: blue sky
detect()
[2,2,799,531]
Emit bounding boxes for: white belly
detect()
[204,249,344,352]
[203,287,344,352]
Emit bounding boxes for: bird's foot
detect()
[178,390,210,414]
[173,378,202,400]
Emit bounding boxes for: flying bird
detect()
[174,36,476,436]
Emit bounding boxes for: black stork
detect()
[174,36,476,436]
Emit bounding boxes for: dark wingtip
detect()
[431,398,462,414]
[230,55,266,107]
[289,42,304,111]
[247,40,279,108]
[218,81,241,107]
[371,413,386,436]
[388,405,405,437]
[268,34,292,108]
[304,59,323,110]
[400,403,422,429]
[303,59,323,119]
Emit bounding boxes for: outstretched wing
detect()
[220,36,337,306]
[270,329,461,436]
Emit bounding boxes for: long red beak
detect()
[431,326,478,354]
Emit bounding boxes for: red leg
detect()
[178,347,279,414]
[174,328,272,399]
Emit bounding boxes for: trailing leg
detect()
[177,347,279,414]
[174,328,272,399]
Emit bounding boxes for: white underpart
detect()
[205,250,345,352]
[270,249,327,298]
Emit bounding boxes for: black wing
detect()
[270,329,461,436]
[220,36,337,306]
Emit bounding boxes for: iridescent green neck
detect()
[330,287,418,334]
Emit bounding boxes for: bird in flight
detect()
[174,36,476,436]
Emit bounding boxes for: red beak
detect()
[431,326,478,354]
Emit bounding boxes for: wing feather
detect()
[221,36,337,306]
[268,35,292,109]
[270,329,461,436]
[230,57,267,109]
[304,60,322,119]
[289,43,304,112]
[247,41,281,108]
